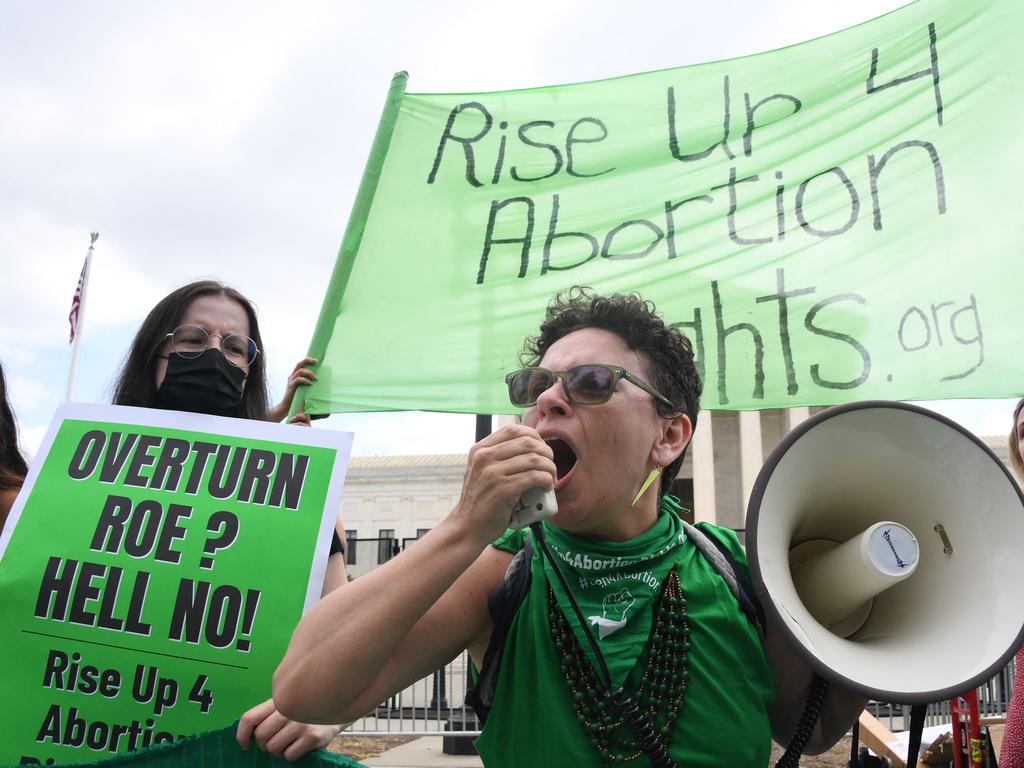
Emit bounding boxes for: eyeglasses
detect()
[164,325,259,368]
[505,364,677,412]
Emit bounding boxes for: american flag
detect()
[68,258,87,344]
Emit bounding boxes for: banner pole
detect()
[66,232,98,401]
[293,71,409,419]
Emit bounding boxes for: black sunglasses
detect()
[505,364,677,412]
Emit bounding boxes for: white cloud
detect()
[5,370,57,414]
[325,411,479,456]
[17,425,49,465]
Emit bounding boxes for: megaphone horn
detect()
[747,400,1024,704]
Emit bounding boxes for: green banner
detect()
[304,0,1024,416]
[0,403,352,766]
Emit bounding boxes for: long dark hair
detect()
[0,360,28,492]
[112,280,270,420]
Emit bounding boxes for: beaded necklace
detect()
[548,566,690,765]
[540,498,686,687]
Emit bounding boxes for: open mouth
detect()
[546,438,578,482]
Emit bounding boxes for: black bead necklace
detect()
[547,567,690,765]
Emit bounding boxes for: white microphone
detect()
[509,487,557,529]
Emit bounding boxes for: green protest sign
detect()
[302,0,1024,417]
[0,403,352,766]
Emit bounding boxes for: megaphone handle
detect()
[775,673,829,768]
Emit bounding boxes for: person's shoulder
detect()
[691,521,750,571]
[690,521,765,637]
[693,521,744,552]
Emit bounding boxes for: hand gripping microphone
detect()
[508,487,557,529]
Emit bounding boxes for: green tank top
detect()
[476,519,775,767]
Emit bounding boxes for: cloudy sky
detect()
[1,0,1017,460]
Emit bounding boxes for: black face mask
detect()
[155,349,246,418]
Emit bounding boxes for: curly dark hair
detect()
[520,286,702,495]
[112,280,270,420]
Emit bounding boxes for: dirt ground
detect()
[325,734,857,764]
[769,737,855,766]
[326,735,417,762]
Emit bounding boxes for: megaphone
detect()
[747,400,1024,704]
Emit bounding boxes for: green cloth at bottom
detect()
[479,521,775,768]
[3,722,366,768]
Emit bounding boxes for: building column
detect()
[785,406,811,433]
[691,410,716,524]
[738,410,763,526]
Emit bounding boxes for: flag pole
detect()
[66,232,98,401]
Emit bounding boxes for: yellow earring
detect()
[630,465,661,508]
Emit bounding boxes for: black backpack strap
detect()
[465,537,534,724]
[329,529,345,557]
[681,521,766,641]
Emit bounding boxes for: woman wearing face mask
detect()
[112,280,346,760]
[112,281,269,420]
